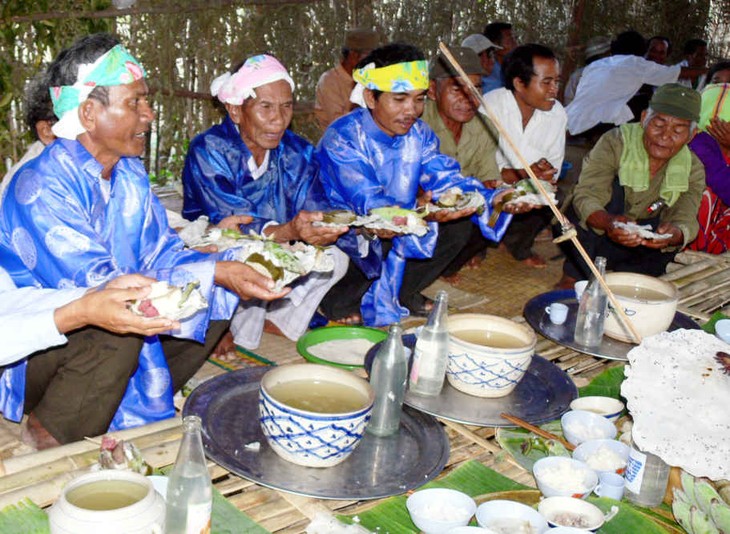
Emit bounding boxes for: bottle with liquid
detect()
[409,291,449,396]
[624,435,671,507]
[165,415,212,534]
[368,324,408,437]
[574,256,608,347]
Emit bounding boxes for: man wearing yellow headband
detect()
[317,43,515,326]
[0,34,287,447]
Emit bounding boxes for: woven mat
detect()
[422,278,489,311]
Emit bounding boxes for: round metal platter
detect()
[184,367,450,500]
[523,289,700,361]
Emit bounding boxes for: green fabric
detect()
[422,100,500,182]
[618,122,691,208]
[699,83,730,131]
[50,44,146,120]
[649,83,701,122]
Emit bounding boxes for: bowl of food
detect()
[569,396,624,422]
[572,439,630,475]
[446,314,536,398]
[537,496,605,531]
[561,410,617,446]
[258,364,374,468]
[405,488,476,533]
[603,272,678,343]
[714,319,730,344]
[475,499,549,533]
[532,457,598,499]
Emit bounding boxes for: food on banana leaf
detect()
[505,178,557,207]
[612,221,672,240]
[495,421,572,471]
[366,206,429,236]
[428,187,486,214]
[96,435,151,475]
[319,210,358,226]
[129,281,207,321]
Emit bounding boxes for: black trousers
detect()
[501,206,554,261]
[320,218,472,319]
[23,320,228,444]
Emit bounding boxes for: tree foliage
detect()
[0,0,724,180]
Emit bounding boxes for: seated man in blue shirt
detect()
[317,43,522,326]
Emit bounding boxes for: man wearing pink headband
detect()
[182,54,348,351]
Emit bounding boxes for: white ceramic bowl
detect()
[538,496,605,531]
[48,471,165,534]
[569,396,624,422]
[475,500,549,533]
[446,314,536,398]
[603,272,678,343]
[447,527,497,533]
[406,488,476,533]
[532,457,599,499]
[715,319,730,344]
[258,363,374,468]
[561,410,617,446]
[546,528,592,534]
[572,438,630,475]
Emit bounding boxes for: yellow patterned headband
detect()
[352,60,429,92]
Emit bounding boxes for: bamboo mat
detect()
[1,243,727,532]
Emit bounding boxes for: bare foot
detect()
[522,254,547,268]
[465,255,484,269]
[554,275,577,290]
[332,313,363,326]
[441,272,461,285]
[21,413,61,450]
[212,330,235,358]
[263,320,285,336]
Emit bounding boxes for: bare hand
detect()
[641,222,682,249]
[192,244,219,254]
[214,260,290,301]
[217,214,254,231]
[105,273,157,290]
[503,201,538,215]
[425,205,477,223]
[708,118,730,150]
[264,211,347,246]
[605,215,642,247]
[530,158,558,182]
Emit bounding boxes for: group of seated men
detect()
[0,24,724,448]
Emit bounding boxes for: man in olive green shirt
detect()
[559,83,705,286]
[423,47,501,279]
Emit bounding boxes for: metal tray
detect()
[523,289,699,361]
[365,338,577,427]
[184,367,449,500]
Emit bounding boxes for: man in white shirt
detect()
[482,43,567,267]
[0,270,177,449]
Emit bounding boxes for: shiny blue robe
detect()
[182,117,327,228]
[316,108,512,326]
[0,138,239,429]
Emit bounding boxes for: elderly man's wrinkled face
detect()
[365,88,426,137]
[428,75,481,125]
[229,79,293,162]
[88,79,154,162]
[513,57,560,113]
[642,112,693,161]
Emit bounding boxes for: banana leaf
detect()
[0,499,48,534]
[578,365,626,399]
[495,420,572,471]
[701,311,729,334]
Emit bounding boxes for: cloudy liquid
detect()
[268,380,369,413]
[66,480,147,511]
[452,329,525,349]
[610,285,669,300]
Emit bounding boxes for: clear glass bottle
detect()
[625,435,670,507]
[574,256,608,347]
[165,415,212,534]
[367,324,407,437]
[409,291,449,396]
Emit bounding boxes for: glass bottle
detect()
[368,324,407,437]
[574,256,608,347]
[165,415,212,534]
[624,435,671,507]
[409,291,449,396]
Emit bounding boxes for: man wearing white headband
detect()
[182,54,347,351]
[317,43,518,327]
[0,34,288,448]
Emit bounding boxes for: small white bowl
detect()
[548,528,593,534]
[447,527,497,533]
[572,439,630,475]
[561,410,617,446]
[475,500,549,533]
[406,488,476,533]
[538,496,605,531]
[715,319,730,344]
[533,457,598,499]
[569,396,624,422]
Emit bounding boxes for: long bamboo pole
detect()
[437,42,642,345]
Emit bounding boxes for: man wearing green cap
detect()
[557,83,706,287]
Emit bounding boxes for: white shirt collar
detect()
[247,150,270,180]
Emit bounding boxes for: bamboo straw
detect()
[438,41,642,344]
[500,413,575,451]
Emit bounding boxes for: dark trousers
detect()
[559,178,676,280]
[321,218,472,319]
[501,207,554,261]
[24,320,228,444]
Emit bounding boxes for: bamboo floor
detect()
[1,239,727,532]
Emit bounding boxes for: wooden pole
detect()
[437,42,643,345]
